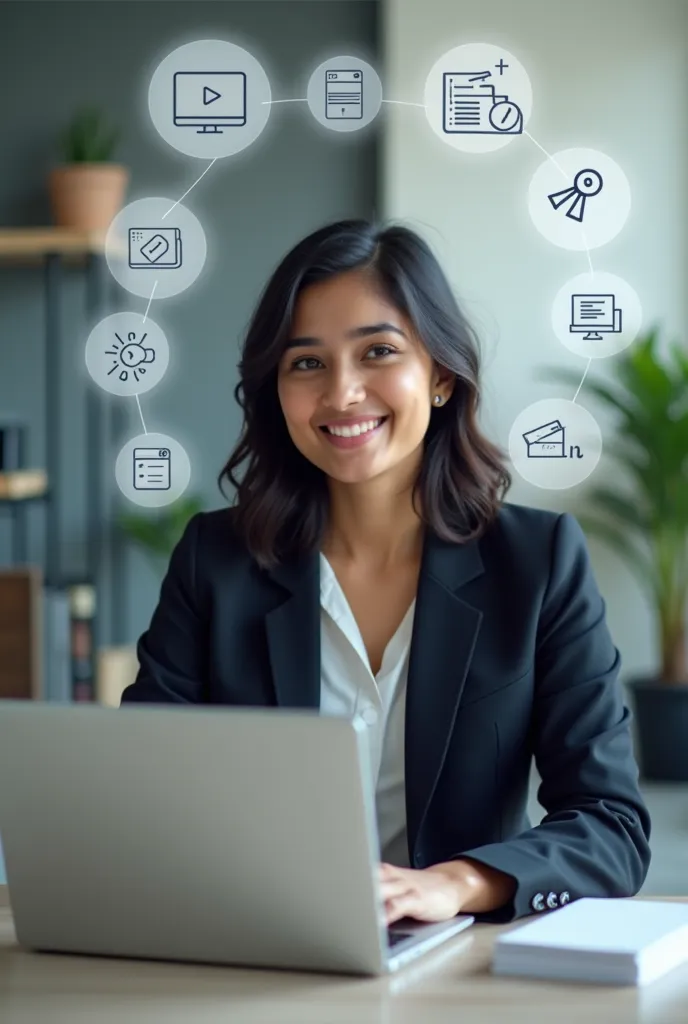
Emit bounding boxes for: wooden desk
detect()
[1,887,687,1023]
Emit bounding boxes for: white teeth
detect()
[325,418,383,438]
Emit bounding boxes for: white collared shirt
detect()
[318,553,416,868]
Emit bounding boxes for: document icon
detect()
[443,70,523,135]
[325,69,363,119]
[133,448,171,490]
[522,420,565,458]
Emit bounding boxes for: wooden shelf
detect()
[0,470,48,502]
[0,228,108,265]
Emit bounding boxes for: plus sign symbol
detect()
[495,58,509,74]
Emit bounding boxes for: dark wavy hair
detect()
[218,219,512,569]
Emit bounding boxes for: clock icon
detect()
[489,100,523,133]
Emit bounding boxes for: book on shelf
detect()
[0,469,47,500]
[42,581,97,703]
[0,567,42,699]
[69,582,96,702]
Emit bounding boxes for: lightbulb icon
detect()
[105,331,156,383]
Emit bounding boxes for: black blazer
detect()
[121,501,652,923]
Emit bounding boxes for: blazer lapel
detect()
[404,529,485,862]
[264,550,322,709]
[263,526,486,866]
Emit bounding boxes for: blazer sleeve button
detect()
[531,893,545,912]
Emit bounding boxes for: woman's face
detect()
[276,270,452,486]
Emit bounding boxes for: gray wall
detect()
[0,0,380,642]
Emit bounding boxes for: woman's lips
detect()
[319,417,388,450]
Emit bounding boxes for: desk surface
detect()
[1,889,687,1024]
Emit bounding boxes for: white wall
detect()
[380,0,688,682]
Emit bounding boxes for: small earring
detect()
[433,394,443,406]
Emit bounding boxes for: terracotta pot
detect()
[48,163,129,230]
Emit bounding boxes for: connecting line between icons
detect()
[572,358,592,406]
[134,282,157,436]
[135,394,148,435]
[380,100,428,108]
[523,129,595,404]
[163,158,218,219]
[142,280,158,323]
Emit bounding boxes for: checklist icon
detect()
[133,448,171,489]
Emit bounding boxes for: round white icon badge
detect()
[85,312,169,397]
[115,432,191,508]
[105,197,207,300]
[508,399,603,490]
[528,148,631,250]
[148,38,272,159]
[424,43,532,153]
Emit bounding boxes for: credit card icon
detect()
[128,228,183,269]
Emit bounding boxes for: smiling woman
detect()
[122,218,651,928]
[220,219,511,569]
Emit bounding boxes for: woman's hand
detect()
[378,858,517,925]
[378,862,467,926]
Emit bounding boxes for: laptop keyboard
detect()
[387,928,414,948]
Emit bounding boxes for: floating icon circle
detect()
[528,148,631,251]
[424,43,532,153]
[508,399,602,490]
[85,312,169,397]
[148,38,271,159]
[306,57,382,132]
[115,432,191,508]
[552,272,643,360]
[105,197,206,299]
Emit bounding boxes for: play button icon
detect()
[203,86,221,105]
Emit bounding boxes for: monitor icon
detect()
[570,294,622,341]
[173,71,247,133]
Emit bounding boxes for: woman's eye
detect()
[291,356,321,371]
[290,344,396,371]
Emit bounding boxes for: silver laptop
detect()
[0,701,473,975]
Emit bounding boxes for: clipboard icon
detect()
[522,419,565,458]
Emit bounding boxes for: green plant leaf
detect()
[117,495,205,566]
[576,514,656,598]
[60,106,119,163]
[537,327,688,681]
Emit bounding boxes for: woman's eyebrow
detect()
[284,322,407,350]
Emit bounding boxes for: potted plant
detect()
[48,106,128,230]
[117,494,206,577]
[538,327,688,780]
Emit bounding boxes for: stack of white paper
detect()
[492,898,688,986]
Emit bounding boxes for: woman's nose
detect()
[320,365,367,407]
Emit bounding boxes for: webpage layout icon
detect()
[133,448,171,490]
[522,420,565,458]
[325,70,363,119]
